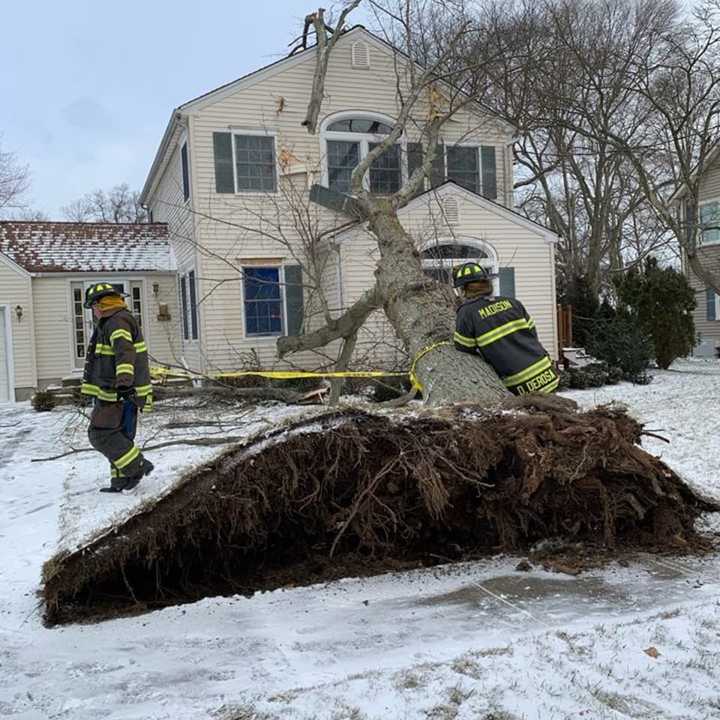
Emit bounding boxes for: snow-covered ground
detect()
[0,360,719,720]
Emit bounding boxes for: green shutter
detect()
[481,146,497,200]
[708,287,717,321]
[285,265,305,336]
[213,132,234,193]
[181,143,190,201]
[499,267,515,298]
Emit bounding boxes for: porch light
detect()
[14,305,23,322]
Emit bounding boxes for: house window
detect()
[328,118,393,134]
[234,135,277,192]
[327,141,360,194]
[323,115,401,195]
[72,286,86,362]
[181,143,190,202]
[212,132,277,193]
[699,201,720,245]
[243,267,284,336]
[408,143,496,198]
[446,146,479,193]
[71,281,129,368]
[180,271,199,340]
[369,142,401,194]
[131,284,143,328]
[421,242,499,293]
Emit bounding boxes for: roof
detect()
[0,221,174,274]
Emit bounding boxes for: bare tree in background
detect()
[464,0,679,298]
[0,137,31,218]
[528,0,720,294]
[61,183,148,223]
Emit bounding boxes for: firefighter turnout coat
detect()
[454,295,559,395]
[81,307,153,408]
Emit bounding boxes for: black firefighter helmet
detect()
[83,283,121,309]
[452,262,492,288]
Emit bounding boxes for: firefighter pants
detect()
[88,399,145,486]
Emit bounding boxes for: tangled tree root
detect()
[43,404,718,625]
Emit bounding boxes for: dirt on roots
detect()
[42,401,719,625]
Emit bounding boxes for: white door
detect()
[0,308,10,402]
[71,281,129,370]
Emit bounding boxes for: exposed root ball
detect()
[43,406,717,625]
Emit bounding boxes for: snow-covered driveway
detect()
[0,360,719,720]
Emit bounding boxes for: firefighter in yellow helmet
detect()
[453,263,559,395]
[81,283,154,492]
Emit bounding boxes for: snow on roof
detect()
[0,221,174,273]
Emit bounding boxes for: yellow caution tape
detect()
[150,366,407,382]
[151,340,451,391]
[408,341,450,392]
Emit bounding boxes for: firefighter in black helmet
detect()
[453,263,559,395]
[81,283,154,492]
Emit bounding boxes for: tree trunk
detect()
[366,200,509,405]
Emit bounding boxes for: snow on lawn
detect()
[0,359,719,720]
[561,358,720,504]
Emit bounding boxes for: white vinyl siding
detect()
[30,274,178,386]
[0,256,36,393]
[338,187,559,363]
[147,28,517,372]
[687,154,720,349]
[147,122,203,371]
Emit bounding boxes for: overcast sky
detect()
[1,1,370,219]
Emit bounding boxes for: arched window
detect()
[420,239,499,293]
[327,118,392,134]
[321,113,401,195]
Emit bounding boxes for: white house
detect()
[136,25,559,377]
[0,222,178,401]
[674,143,720,356]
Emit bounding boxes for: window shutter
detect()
[499,267,515,298]
[708,287,717,321]
[285,265,305,336]
[180,276,189,340]
[213,132,235,193]
[188,270,199,339]
[181,143,190,201]
[481,146,497,200]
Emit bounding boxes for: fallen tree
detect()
[43,402,718,625]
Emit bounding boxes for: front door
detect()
[71,281,128,370]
